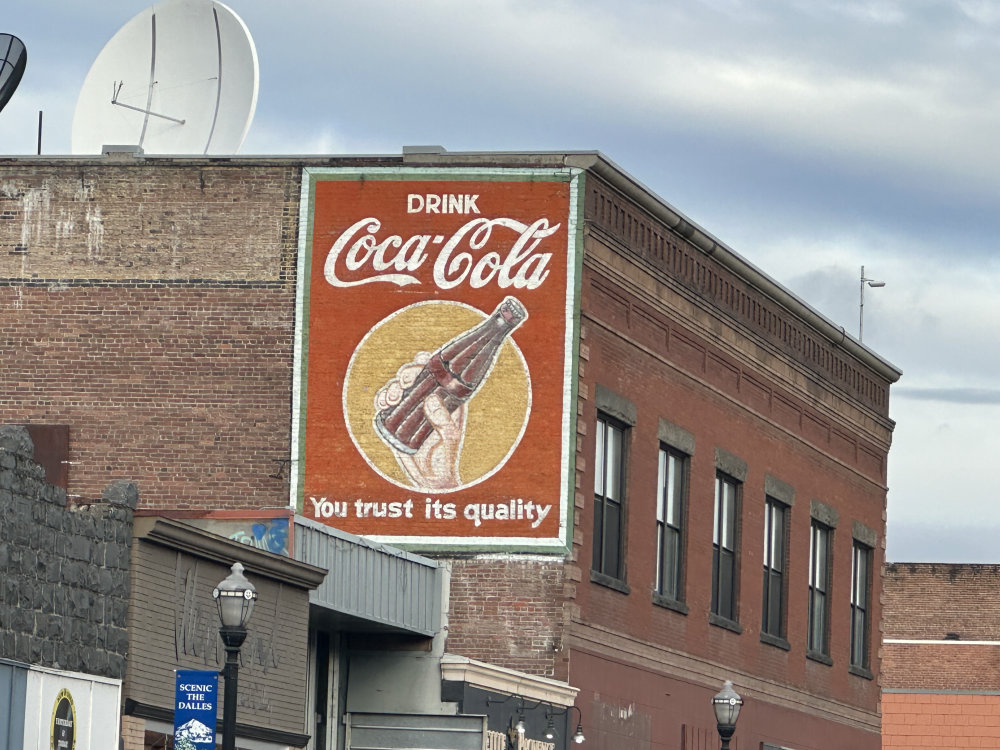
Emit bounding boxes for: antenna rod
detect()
[111,82,186,125]
[36,110,42,155]
[109,98,186,124]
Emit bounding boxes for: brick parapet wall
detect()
[446,557,570,681]
[0,163,299,283]
[0,425,135,679]
[0,162,300,509]
[884,562,1000,639]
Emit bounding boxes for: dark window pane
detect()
[711,547,720,613]
[767,571,782,634]
[592,497,604,568]
[661,527,679,599]
[810,590,826,652]
[719,549,735,620]
[604,501,621,578]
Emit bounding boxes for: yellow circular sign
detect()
[51,688,76,750]
[343,300,532,492]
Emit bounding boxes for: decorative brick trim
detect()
[584,177,893,414]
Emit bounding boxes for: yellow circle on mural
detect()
[344,300,532,492]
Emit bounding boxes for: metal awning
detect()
[293,516,442,637]
[346,713,485,750]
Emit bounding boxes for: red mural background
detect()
[298,171,577,544]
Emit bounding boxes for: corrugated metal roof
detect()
[294,516,442,637]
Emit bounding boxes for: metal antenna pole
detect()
[859,265,865,341]
[859,265,886,342]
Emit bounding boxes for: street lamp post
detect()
[214,562,257,750]
[711,680,743,750]
[859,265,886,342]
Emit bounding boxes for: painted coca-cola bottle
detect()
[375,297,528,454]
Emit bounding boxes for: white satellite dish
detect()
[71,0,258,155]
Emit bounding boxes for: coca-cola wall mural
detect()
[292,167,583,551]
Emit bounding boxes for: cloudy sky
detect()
[4,0,999,562]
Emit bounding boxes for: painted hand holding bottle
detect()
[374,297,528,490]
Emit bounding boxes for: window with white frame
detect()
[711,472,740,622]
[761,497,788,638]
[656,445,688,601]
[808,521,832,656]
[851,541,872,668]
[593,415,627,580]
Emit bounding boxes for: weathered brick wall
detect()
[0,425,135,679]
[0,161,299,509]
[883,563,1000,691]
[1,285,295,509]
[446,557,570,680]
[883,562,1000,640]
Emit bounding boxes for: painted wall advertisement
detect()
[293,167,582,550]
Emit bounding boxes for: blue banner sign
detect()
[173,670,218,750]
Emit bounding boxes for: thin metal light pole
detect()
[859,265,866,341]
[859,265,885,342]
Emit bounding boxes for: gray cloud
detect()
[893,387,1000,405]
[887,520,1000,564]
[5,0,1000,562]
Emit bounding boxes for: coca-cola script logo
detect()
[343,300,532,492]
[324,217,560,290]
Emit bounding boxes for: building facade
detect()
[0,150,899,749]
[882,563,1000,749]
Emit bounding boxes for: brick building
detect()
[882,563,1000,749]
[0,150,899,749]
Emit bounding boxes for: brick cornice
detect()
[580,171,900,412]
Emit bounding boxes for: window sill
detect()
[806,650,834,666]
[759,632,790,651]
[590,570,630,595]
[849,664,874,681]
[708,613,743,634]
[651,592,689,615]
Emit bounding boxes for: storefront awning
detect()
[294,516,442,637]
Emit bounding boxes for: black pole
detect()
[36,111,42,155]
[717,725,734,750]
[219,625,248,750]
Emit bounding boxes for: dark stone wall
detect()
[0,425,136,679]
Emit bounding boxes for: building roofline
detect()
[2,147,901,381]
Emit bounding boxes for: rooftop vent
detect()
[102,145,144,158]
[402,145,446,155]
